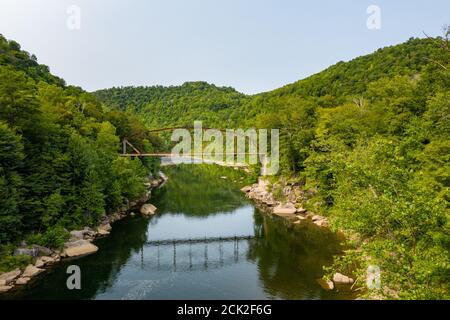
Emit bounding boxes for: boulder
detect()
[129,201,137,207]
[263,198,276,206]
[16,277,31,285]
[309,214,330,227]
[99,223,111,232]
[69,230,85,241]
[0,268,21,285]
[140,203,157,216]
[273,203,297,216]
[32,245,53,257]
[34,258,45,268]
[296,207,307,214]
[0,285,13,293]
[316,278,334,291]
[63,240,98,257]
[52,250,61,256]
[42,256,55,264]
[137,194,150,204]
[108,213,121,223]
[35,256,55,268]
[97,228,110,236]
[22,265,44,278]
[65,239,89,248]
[332,273,354,285]
[118,205,128,213]
[240,186,252,193]
[314,219,330,228]
[83,227,97,237]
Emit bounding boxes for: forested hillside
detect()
[94,82,246,127]
[0,34,160,263]
[94,35,449,299]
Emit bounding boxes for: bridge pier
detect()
[189,242,192,270]
[204,240,208,270]
[173,241,177,272]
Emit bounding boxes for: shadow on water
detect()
[2,165,352,300]
[2,216,151,300]
[249,212,352,299]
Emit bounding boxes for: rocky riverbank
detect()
[241,178,330,228]
[0,172,167,294]
[241,177,358,294]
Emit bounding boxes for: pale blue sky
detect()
[0,0,448,94]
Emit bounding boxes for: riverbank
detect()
[0,172,167,294]
[240,177,358,295]
[241,178,330,228]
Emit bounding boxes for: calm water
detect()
[3,165,351,300]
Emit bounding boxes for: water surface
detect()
[3,165,350,300]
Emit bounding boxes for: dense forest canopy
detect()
[0,34,161,257]
[94,35,449,299]
[94,81,247,128]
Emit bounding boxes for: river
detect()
[3,165,352,300]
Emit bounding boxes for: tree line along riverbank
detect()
[0,174,167,293]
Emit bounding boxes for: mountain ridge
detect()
[93,36,444,129]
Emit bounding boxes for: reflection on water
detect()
[2,165,351,300]
[153,165,246,216]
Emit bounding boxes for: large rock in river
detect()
[64,240,99,257]
[0,285,13,293]
[273,203,297,216]
[0,268,21,285]
[97,224,111,236]
[22,265,44,278]
[99,223,111,232]
[316,278,334,291]
[15,277,31,285]
[34,256,56,268]
[140,203,157,216]
[32,245,53,256]
[332,272,354,285]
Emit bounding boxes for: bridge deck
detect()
[145,235,259,246]
[120,153,265,157]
